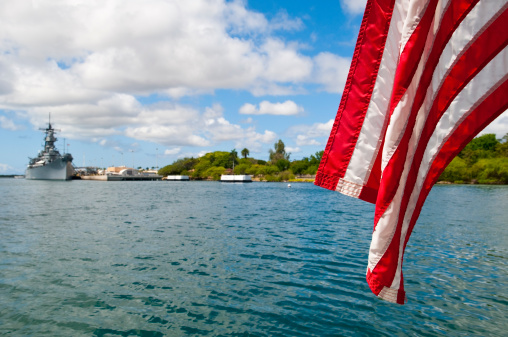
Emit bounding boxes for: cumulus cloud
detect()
[0,163,14,173]
[288,119,334,146]
[0,116,22,130]
[296,135,320,146]
[480,110,508,138]
[0,0,351,157]
[286,146,301,154]
[239,100,303,116]
[313,52,351,93]
[341,0,367,15]
[0,0,347,107]
[164,147,181,156]
[21,91,277,152]
[0,0,321,104]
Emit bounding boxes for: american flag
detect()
[315,0,508,304]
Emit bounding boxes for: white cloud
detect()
[288,119,334,146]
[269,10,304,32]
[286,146,301,154]
[0,0,353,159]
[313,52,351,93]
[0,163,14,173]
[0,116,22,130]
[164,147,181,156]
[480,110,508,138]
[239,100,303,116]
[341,0,367,15]
[0,0,321,105]
[296,135,320,146]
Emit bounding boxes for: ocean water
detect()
[0,179,506,336]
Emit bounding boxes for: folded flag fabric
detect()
[315,0,508,304]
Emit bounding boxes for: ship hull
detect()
[25,160,74,180]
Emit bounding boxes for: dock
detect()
[81,174,162,181]
[165,175,190,181]
[79,167,162,181]
[220,174,252,183]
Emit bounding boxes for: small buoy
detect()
[287,184,291,188]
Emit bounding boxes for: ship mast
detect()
[39,113,61,155]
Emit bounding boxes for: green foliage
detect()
[471,158,508,184]
[264,174,281,182]
[305,164,319,175]
[279,170,295,181]
[310,150,324,165]
[158,157,198,176]
[440,133,508,184]
[496,140,508,157]
[203,152,232,169]
[269,139,290,162]
[234,163,250,174]
[245,164,264,176]
[230,149,238,168]
[205,166,226,180]
[438,157,471,183]
[289,151,323,175]
[290,158,309,175]
[461,134,498,152]
[459,134,499,165]
[238,158,254,166]
[156,133,508,185]
[276,159,290,171]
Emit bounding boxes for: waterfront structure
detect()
[165,175,190,181]
[220,174,252,182]
[80,166,162,181]
[26,120,73,180]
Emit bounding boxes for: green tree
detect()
[496,133,508,157]
[276,159,290,172]
[234,163,250,174]
[230,149,238,172]
[290,158,310,175]
[241,148,250,159]
[310,150,324,165]
[158,157,198,175]
[439,157,470,183]
[459,134,499,165]
[269,139,290,163]
[205,166,226,180]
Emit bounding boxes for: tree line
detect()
[158,139,323,181]
[438,133,508,184]
[158,133,507,184]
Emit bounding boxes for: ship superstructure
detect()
[25,119,74,180]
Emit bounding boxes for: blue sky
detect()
[0,0,505,174]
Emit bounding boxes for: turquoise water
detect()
[0,179,506,336]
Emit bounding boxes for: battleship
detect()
[25,119,74,180]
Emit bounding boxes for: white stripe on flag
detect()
[391,48,508,290]
[315,0,508,304]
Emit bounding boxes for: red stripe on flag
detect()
[371,7,508,295]
[405,76,508,252]
[369,4,508,298]
[396,5,508,238]
[382,78,508,305]
[316,0,395,190]
[374,0,488,223]
[367,0,480,209]
[315,0,508,304]
[388,0,439,113]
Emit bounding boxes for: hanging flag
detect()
[315,0,508,304]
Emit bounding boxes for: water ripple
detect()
[0,180,506,336]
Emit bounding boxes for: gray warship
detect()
[26,119,74,180]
